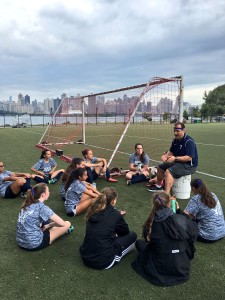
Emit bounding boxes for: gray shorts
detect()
[158,162,197,179]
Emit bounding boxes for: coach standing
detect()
[148,122,198,195]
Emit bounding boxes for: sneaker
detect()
[65,225,75,235]
[48,178,57,184]
[127,180,131,186]
[147,185,163,192]
[107,178,117,183]
[20,192,26,198]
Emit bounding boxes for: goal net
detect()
[37,76,183,169]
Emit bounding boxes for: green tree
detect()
[183,110,189,120]
[192,106,201,118]
[163,112,170,121]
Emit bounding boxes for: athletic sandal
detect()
[107,178,117,182]
[65,225,75,235]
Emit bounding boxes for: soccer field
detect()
[0,123,225,299]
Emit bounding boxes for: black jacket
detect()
[80,205,129,269]
[132,208,198,286]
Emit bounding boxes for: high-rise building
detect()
[18,93,23,106]
[88,95,96,114]
[24,95,30,105]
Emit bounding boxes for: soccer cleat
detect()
[48,178,57,184]
[147,185,163,192]
[65,225,75,235]
[146,182,155,187]
[107,178,117,183]
[20,192,26,198]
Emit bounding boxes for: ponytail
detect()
[65,168,86,191]
[21,183,47,210]
[191,178,216,208]
[62,157,84,183]
[85,187,118,220]
[143,192,170,242]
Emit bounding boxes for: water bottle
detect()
[171,199,176,213]
[92,182,97,188]
[138,163,142,172]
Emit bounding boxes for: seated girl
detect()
[60,157,86,201]
[64,168,100,217]
[16,183,72,251]
[82,149,117,183]
[31,150,64,184]
[132,191,198,286]
[184,178,225,243]
[80,187,137,269]
[126,143,150,185]
[0,160,33,198]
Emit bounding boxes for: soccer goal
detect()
[37,76,183,168]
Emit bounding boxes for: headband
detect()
[174,127,184,131]
[197,179,202,187]
[156,195,166,206]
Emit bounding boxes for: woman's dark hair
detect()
[61,157,84,183]
[142,192,170,242]
[21,183,47,210]
[65,167,87,191]
[40,149,51,159]
[86,187,118,220]
[82,149,91,157]
[191,178,216,208]
[135,143,145,163]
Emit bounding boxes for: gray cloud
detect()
[0,0,225,103]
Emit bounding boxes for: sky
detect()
[0,0,225,106]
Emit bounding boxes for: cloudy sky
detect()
[0,0,225,105]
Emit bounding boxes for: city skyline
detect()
[0,0,225,106]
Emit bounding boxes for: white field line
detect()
[19,129,225,180]
[125,135,225,147]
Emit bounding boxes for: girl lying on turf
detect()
[184,178,225,243]
[31,150,64,184]
[16,183,73,251]
[64,168,100,217]
[132,191,198,286]
[80,187,137,269]
[60,157,86,201]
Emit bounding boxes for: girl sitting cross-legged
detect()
[80,187,137,270]
[132,191,198,286]
[64,168,100,217]
[16,183,72,251]
[82,149,117,184]
[31,150,64,184]
[183,178,225,243]
[126,143,150,185]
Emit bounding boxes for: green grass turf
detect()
[0,124,225,299]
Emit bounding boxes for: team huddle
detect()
[1,122,225,286]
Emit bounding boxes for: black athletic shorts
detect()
[19,230,50,251]
[159,162,197,179]
[4,185,18,198]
